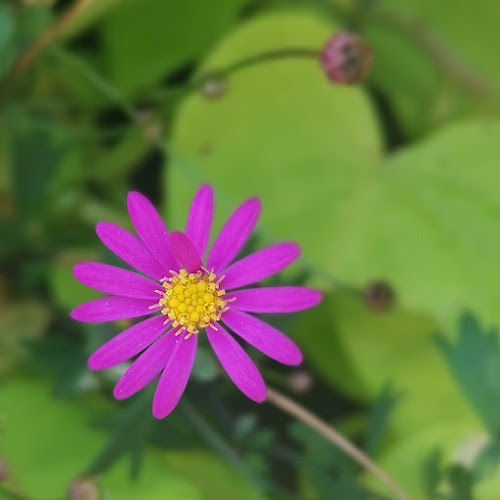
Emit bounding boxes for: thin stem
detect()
[50,46,138,120]
[266,387,412,500]
[372,9,490,97]
[146,47,320,103]
[1,0,96,92]
[191,47,319,87]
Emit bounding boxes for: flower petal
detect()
[206,324,266,402]
[168,232,202,273]
[127,191,178,272]
[74,262,160,300]
[206,198,260,273]
[113,328,178,400]
[221,243,300,289]
[185,185,214,258]
[228,286,322,313]
[222,309,302,365]
[88,315,170,370]
[70,297,159,322]
[96,222,167,280]
[152,334,198,419]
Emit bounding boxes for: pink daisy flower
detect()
[71,186,322,419]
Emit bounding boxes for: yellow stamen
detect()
[157,268,227,335]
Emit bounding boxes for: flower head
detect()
[320,31,373,85]
[71,186,322,418]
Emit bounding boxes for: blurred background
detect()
[2,0,500,499]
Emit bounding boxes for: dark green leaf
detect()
[101,0,248,95]
[85,389,154,478]
[364,384,400,455]
[436,312,500,432]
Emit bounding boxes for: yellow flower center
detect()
[157,269,227,337]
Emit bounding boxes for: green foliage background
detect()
[1,1,500,499]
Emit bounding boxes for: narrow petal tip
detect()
[253,385,267,403]
[88,353,105,371]
[113,384,129,400]
[126,190,143,206]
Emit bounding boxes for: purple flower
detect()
[71,186,322,419]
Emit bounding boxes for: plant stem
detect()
[266,386,412,500]
[144,47,320,103]
[190,47,319,88]
[371,8,490,97]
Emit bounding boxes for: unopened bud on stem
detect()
[320,31,373,85]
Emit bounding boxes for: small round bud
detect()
[364,280,395,312]
[67,476,99,500]
[320,31,373,85]
[287,369,313,395]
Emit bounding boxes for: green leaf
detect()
[57,0,123,40]
[376,422,487,499]
[436,313,500,433]
[364,19,441,137]
[162,450,265,500]
[85,389,154,479]
[329,119,500,330]
[0,378,112,498]
[0,378,236,499]
[166,8,381,248]
[291,292,478,436]
[364,383,400,455]
[101,0,248,95]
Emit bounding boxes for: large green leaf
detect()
[377,422,490,499]
[0,378,112,498]
[101,0,248,95]
[330,120,500,329]
[292,292,479,435]
[162,450,265,500]
[166,8,382,242]
[0,378,263,499]
[167,6,500,330]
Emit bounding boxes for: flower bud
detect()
[287,369,313,395]
[67,476,99,500]
[320,31,373,85]
[364,280,395,312]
